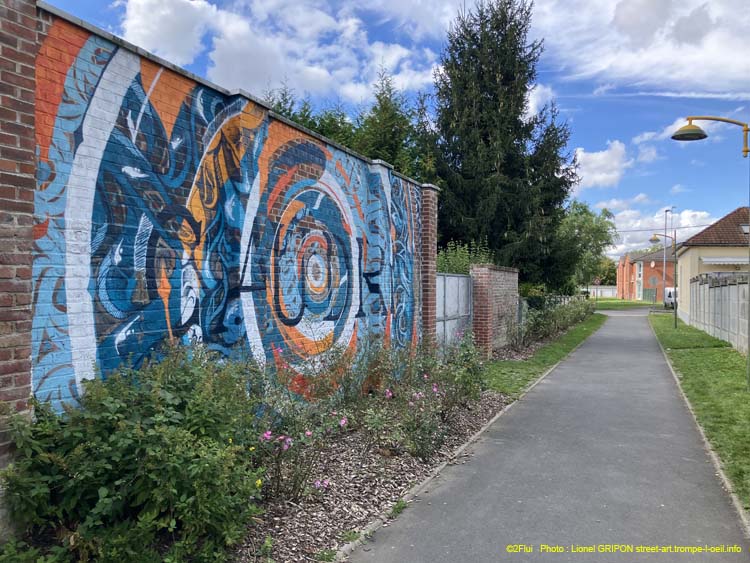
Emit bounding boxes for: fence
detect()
[436,274,473,348]
[689,273,749,354]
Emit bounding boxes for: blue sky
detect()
[45,0,750,256]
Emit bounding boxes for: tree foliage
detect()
[434,0,578,289]
[557,201,618,288]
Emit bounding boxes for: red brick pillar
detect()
[420,184,439,345]
[470,265,492,358]
[0,0,38,462]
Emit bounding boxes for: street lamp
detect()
[650,232,677,329]
[672,115,750,391]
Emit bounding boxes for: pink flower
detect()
[323,479,330,488]
[314,480,322,489]
[276,435,286,441]
[339,416,348,427]
[385,388,393,399]
[305,430,313,437]
[422,373,429,380]
[282,437,293,451]
[432,383,439,394]
[260,430,273,441]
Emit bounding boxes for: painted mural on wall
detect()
[33,19,421,412]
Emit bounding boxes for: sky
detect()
[45,0,750,258]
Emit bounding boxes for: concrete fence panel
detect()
[689,274,748,354]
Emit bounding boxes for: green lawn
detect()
[484,313,607,398]
[650,315,750,508]
[593,298,654,310]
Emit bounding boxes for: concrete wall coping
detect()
[470,263,519,274]
[35,0,423,189]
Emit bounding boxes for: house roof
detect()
[682,207,750,247]
[633,248,676,264]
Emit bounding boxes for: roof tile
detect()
[683,207,749,247]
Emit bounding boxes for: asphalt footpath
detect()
[348,310,750,562]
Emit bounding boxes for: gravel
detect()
[234,390,509,563]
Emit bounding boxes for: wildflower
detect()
[339,416,348,427]
[283,437,293,451]
[249,446,256,452]
[276,435,286,441]
[432,383,439,394]
[228,437,233,444]
[314,480,322,489]
[422,373,429,380]
[323,479,330,488]
[261,430,273,441]
[305,430,313,437]
[385,388,393,399]
[256,478,262,488]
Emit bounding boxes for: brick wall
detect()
[420,184,439,345]
[470,264,519,358]
[0,1,436,428]
[0,0,39,467]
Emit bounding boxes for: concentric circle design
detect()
[246,163,360,369]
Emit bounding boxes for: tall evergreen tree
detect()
[435,0,578,289]
[352,69,414,172]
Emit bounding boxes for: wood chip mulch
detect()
[234,390,509,563]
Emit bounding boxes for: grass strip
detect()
[650,314,750,509]
[484,313,607,398]
[593,298,654,310]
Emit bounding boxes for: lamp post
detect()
[672,115,750,391]
[662,207,675,306]
[650,232,677,329]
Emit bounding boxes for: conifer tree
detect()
[435,0,578,288]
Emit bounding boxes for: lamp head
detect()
[671,122,708,142]
[649,235,660,244]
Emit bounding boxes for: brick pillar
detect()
[0,0,38,460]
[420,184,439,345]
[470,265,492,358]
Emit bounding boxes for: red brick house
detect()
[617,248,676,302]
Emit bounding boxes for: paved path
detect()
[349,311,749,562]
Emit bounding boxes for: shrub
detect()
[2,346,263,562]
[437,239,494,274]
[511,298,594,349]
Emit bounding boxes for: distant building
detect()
[677,207,750,322]
[617,248,676,302]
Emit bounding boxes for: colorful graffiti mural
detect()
[32,19,421,411]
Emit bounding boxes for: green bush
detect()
[437,239,494,274]
[2,346,263,562]
[352,333,485,462]
[513,298,595,349]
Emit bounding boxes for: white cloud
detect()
[636,145,660,163]
[595,198,629,211]
[593,83,615,96]
[575,140,633,190]
[670,183,689,194]
[596,192,653,211]
[608,207,718,257]
[525,83,555,120]
[118,0,217,66]
[532,0,750,98]
[117,0,437,103]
